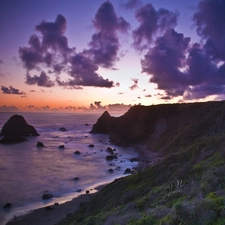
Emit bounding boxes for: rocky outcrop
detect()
[59,127,67,132]
[1,115,39,137]
[0,136,27,144]
[0,115,39,144]
[91,101,225,148]
[37,142,44,147]
[42,193,53,200]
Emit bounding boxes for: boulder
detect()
[3,203,12,208]
[74,151,81,155]
[106,155,118,160]
[0,135,27,144]
[59,127,67,132]
[42,193,53,200]
[130,158,138,162]
[58,145,65,149]
[73,177,79,181]
[88,144,95,148]
[37,142,44,147]
[1,115,39,137]
[106,147,114,154]
[108,168,114,173]
[124,168,132,174]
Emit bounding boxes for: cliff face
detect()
[91,101,225,148]
[61,100,225,225]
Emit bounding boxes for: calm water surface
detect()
[0,112,138,225]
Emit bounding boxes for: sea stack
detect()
[0,115,39,144]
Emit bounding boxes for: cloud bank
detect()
[19,2,129,89]
[138,0,225,100]
[18,0,225,101]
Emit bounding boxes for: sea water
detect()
[0,112,138,225]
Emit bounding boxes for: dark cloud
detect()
[35,14,70,55]
[19,4,125,89]
[93,1,130,34]
[65,106,77,111]
[141,28,190,97]
[89,101,106,110]
[121,0,142,9]
[89,1,130,68]
[193,0,225,61]
[89,33,119,68]
[0,105,19,112]
[129,78,139,90]
[140,10,225,101]
[26,71,55,87]
[19,14,70,73]
[0,59,3,64]
[57,52,114,88]
[1,85,26,96]
[42,105,50,110]
[133,4,178,50]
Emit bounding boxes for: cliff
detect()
[91,101,225,150]
[58,101,225,224]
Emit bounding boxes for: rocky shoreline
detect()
[5,144,154,225]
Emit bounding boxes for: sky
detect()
[0,0,225,113]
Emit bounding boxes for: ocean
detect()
[0,112,138,225]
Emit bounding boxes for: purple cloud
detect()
[19,6,124,89]
[133,4,178,50]
[19,14,71,73]
[1,85,26,96]
[57,52,114,88]
[193,0,225,61]
[141,28,190,97]
[0,105,19,112]
[140,13,225,101]
[129,78,139,90]
[121,0,142,9]
[89,1,130,68]
[26,71,55,87]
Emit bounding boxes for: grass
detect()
[57,101,225,225]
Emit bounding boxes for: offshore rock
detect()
[36,142,44,147]
[106,155,118,160]
[42,193,53,200]
[0,135,27,144]
[59,127,67,132]
[1,115,39,137]
[3,203,12,208]
[0,115,39,144]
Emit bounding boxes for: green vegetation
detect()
[58,101,225,225]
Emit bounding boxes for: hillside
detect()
[58,101,225,225]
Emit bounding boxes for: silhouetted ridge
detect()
[91,101,225,146]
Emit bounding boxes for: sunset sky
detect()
[1,0,225,113]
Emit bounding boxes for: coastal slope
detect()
[10,101,225,225]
